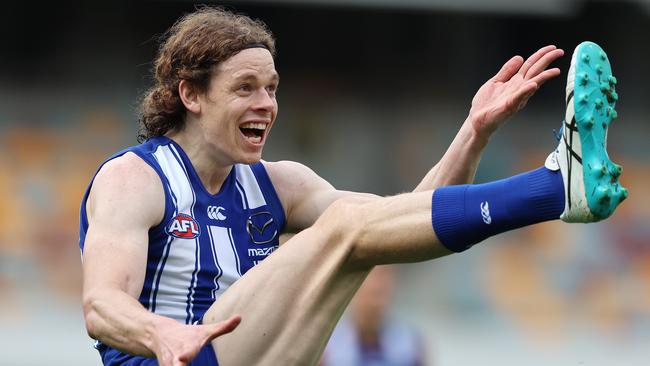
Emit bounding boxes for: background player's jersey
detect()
[324,316,424,366]
[79,135,286,325]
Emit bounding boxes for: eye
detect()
[237,83,252,93]
[266,84,278,96]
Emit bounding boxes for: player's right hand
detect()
[153,315,241,366]
[467,45,564,138]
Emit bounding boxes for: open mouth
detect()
[239,122,268,144]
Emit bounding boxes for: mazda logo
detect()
[246,211,278,245]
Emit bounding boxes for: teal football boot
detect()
[545,41,627,222]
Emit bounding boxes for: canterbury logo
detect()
[207,206,227,221]
[480,201,492,224]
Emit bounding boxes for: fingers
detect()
[529,67,561,87]
[168,317,242,366]
[206,315,242,342]
[524,49,564,80]
[493,46,563,84]
[492,55,524,83]
[516,81,538,100]
[518,45,558,77]
[510,81,538,110]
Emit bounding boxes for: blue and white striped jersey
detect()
[79,135,285,325]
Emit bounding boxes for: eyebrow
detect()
[233,71,280,83]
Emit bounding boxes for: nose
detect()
[252,88,276,112]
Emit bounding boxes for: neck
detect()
[166,129,233,195]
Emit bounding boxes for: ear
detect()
[178,80,201,114]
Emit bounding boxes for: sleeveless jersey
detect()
[79,136,285,360]
[324,316,424,366]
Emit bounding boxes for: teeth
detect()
[240,122,267,130]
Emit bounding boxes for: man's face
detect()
[198,48,279,165]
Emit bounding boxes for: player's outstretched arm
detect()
[82,153,240,366]
[265,47,564,233]
[414,45,564,191]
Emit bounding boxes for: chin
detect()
[236,153,263,165]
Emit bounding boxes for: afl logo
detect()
[166,214,200,239]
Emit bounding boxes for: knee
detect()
[312,195,376,261]
[316,195,373,231]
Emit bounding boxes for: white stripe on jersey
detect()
[227,228,242,276]
[151,144,199,323]
[235,182,248,209]
[169,144,200,324]
[149,151,177,313]
[209,226,241,298]
[235,165,267,209]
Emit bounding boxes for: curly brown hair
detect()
[137,6,276,142]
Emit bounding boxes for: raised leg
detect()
[203,191,447,365]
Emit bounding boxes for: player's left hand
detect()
[154,315,241,366]
[467,45,564,139]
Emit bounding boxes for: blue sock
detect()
[431,166,565,252]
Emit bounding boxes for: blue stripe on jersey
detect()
[150,234,173,313]
[186,233,201,324]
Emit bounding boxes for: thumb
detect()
[205,315,242,342]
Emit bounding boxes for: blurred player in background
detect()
[323,265,426,366]
[79,6,625,366]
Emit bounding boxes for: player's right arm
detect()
[413,45,564,191]
[82,152,239,366]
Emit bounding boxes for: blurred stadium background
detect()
[1,0,649,364]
